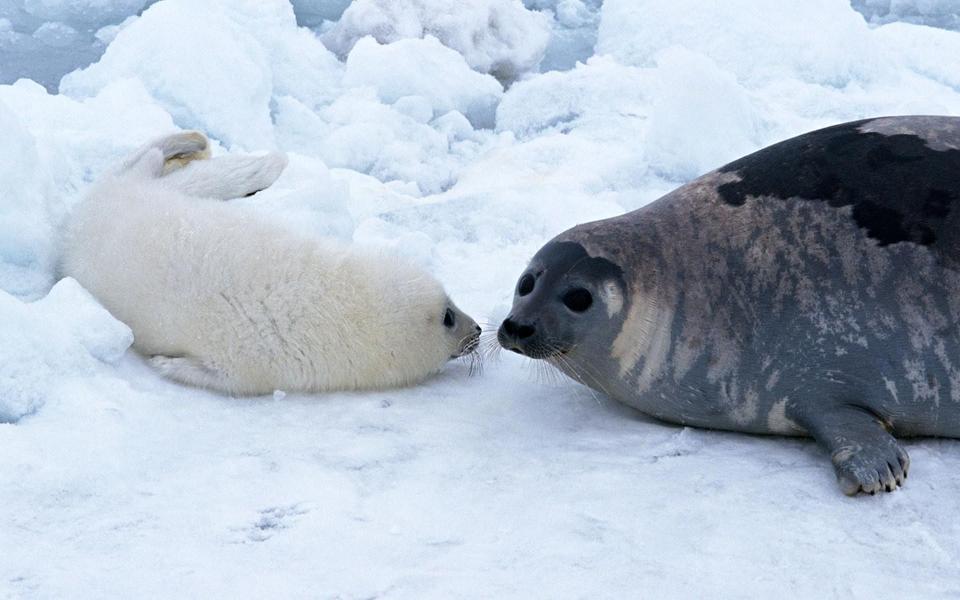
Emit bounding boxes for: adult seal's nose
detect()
[500,316,536,342]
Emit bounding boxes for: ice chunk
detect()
[643,47,760,181]
[0,277,132,423]
[274,88,493,195]
[496,55,648,139]
[20,0,152,26]
[60,0,274,149]
[231,152,355,242]
[290,0,352,27]
[94,15,138,45]
[0,0,154,91]
[61,0,342,150]
[532,0,601,73]
[597,0,882,87]
[0,97,54,300]
[344,36,503,129]
[392,95,435,124]
[322,0,551,83]
[852,0,960,30]
[31,21,78,48]
[0,77,176,231]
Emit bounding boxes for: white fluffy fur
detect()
[63,132,479,395]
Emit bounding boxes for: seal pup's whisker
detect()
[478,331,503,363]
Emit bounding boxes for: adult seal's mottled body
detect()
[498,116,960,495]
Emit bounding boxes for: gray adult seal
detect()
[498,115,960,495]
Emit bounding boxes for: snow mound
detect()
[0,97,54,300]
[60,0,342,150]
[231,152,355,242]
[598,0,882,87]
[344,36,503,129]
[321,0,552,83]
[276,93,443,195]
[496,55,648,139]
[643,47,760,180]
[0,277,132,423]
[0,78,176,300]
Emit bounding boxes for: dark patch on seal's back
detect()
[716,119,960,247]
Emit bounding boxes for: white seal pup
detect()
[63,132,480,395]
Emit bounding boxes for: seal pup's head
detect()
[498,241,626,363]
[347,252,481,389]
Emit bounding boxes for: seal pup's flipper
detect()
[795,404,910,495]
[120,131,210,177]
[161,152,288,200]
[148,355,233,391]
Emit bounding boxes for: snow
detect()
[321,0,552,83]
[343,36,504,129]
[3,0,960,596]
[0,277,131,423]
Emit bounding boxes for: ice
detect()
[17,0,151,25]
[274,84,496,194]
[231,152,355,242]
[527,0,602,72]
[321,0,552,83]
[0,78,176,300]
[643,47,761,180]
[344,36,503,129]
[0,277,131,423]
[852,0,960,29]
[60,0,275,149]
[496,55,649,139]
[598,0,883,86]
[289,0,351,28]
[2,0,960,596]
[0,0,154,91]
[61,0,343,150]
[0,97,54,300]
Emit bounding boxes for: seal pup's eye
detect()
[517,274,535,296]
[562,288,593,312]
[443,308,456,328]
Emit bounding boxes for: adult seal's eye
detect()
[562,288,593,312]
[443,308,456,328]
[517,273,535,296]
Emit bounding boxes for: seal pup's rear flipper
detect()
[120,131,210,178]
[148,355,233,391]
[161,152,288,200]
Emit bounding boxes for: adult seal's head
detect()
[498,241,627,361]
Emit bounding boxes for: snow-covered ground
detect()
[3,0,960,597]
